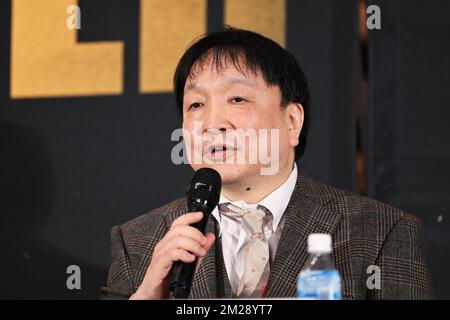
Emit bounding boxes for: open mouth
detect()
[204,144,236,160]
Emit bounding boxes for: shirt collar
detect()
[211,163,298,231]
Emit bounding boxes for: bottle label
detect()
[297,270,342,300]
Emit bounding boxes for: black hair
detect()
[173,26,311,159]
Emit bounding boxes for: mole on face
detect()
[246,187,251,191]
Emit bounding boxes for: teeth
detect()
[211,146,225,152]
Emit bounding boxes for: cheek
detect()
[265,114,291,154]
[279,129,292,152]
[182,113,196,128]
[182,118,201,135]
[233,109,275,130]
[278,117,294,148]
[182,121,200,152]
[182,120,192,132]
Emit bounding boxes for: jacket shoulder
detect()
[302,174,421,233]
[301,175,431,299]
[118,197,187,251]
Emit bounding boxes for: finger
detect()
[202,232,216,251]
[166,225,208,246]
[168,249,196,264]
[157,229,206,256]
[151,249,195,281]
[163,236,206,257]
[195,233,216,273]
[170,212,203,229]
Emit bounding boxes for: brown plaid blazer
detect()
[100,172,433,299]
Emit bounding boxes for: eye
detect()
[230,97,246,104]
[189,102,203,110]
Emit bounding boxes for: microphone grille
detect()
[187,168,222,210]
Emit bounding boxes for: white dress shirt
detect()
[211,164,298,293]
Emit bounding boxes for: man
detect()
[100,27,432,299]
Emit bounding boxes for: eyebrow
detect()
[184,77,258,93]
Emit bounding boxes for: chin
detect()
[190,163,261,185]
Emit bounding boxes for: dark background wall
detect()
[0,0,448,299]
[367,0,450,299]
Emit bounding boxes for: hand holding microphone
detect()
[131,168,221,299]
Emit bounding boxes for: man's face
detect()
[182,56,300,185]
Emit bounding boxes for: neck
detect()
[222,160,295,204]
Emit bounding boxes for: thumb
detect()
[203,232,216,251]
[195,232,216,272]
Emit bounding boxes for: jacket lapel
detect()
[265,173,342,297]
[214,230,234,298]
[190,214,233,298]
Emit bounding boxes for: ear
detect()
[287,103,304,148]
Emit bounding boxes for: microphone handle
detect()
[169,202,210,299]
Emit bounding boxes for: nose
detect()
[203,101,232,134]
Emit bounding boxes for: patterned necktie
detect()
[218,202,272,298]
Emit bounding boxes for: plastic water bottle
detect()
[296,233,342,300]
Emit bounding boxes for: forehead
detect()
[184,53,267,90]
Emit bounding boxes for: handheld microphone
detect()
[169,168,221,299]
